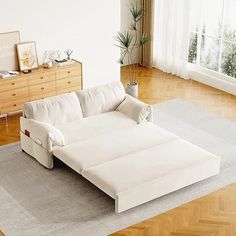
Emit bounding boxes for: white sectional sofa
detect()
[20,82,221,213]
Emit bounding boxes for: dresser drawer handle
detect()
[13,104,16,107]
[11,83,15,85]
[67,81,71,84]
[12,93,16,96]
[67,71,71,74]
[40,76,44,79]
[41,87,45,90]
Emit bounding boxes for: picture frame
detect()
[0,31,20,71]
[17,41,39,72]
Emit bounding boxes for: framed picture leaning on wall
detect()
[17,41,39,72]
[0,31,20,71]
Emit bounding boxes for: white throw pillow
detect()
[116,95,152,124]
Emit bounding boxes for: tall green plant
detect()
[115,1,151,84]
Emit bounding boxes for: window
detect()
[188,0,236,79]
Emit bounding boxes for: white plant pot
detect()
[126,83,138,98]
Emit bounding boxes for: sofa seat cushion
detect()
[55,111,137,145]
[82,139,220,198]
[53,123,178,174]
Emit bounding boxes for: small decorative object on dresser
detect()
[43,60,53,68]
[64,49,73,61]
[0,60,83,117]
[16,41,39,73]
[44,50,60,65]
[43,51,53,68]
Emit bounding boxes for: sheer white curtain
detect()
[153,0,191,79]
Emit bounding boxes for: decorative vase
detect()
[126,82,138,98]
[43,60,53,68]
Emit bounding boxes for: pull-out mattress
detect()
[53,123,178,174]
[53,122,220,213]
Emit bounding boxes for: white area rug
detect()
[0,99,236,236]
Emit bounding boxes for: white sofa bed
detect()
[20,82,220,213]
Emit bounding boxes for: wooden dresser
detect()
[0,60,83,116]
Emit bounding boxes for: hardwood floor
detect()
[0,113,21,146]
[0,66,236,236]
[0,66,236,146]
[122,66,236,122]
[111,183,236,236]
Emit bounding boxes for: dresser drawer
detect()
[56,67,82,80]
[30,92,57,101]
[29,81,56,99]
[29,71,55,86]
[1,98,29,114]
[57,85,82,95]
[0,87,29,102]
[0,77,28,92]
[56,76,82,90]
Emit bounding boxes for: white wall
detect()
[0,0,120,88]
[121,0,134,32]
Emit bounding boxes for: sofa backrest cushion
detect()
[23,92,83,126]
[76,82,126,117]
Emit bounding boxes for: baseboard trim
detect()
[190,70,236,96]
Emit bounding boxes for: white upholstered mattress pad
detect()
[53,122,220,198]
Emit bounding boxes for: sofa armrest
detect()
[20,117,65,152]
[116,94,153,123]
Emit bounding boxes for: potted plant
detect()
[115,1,150,97]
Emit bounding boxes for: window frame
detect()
[189,0,236,80]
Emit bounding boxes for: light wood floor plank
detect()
[111,184,236,236]
[0,113,21,146]
[122,66,236,121]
